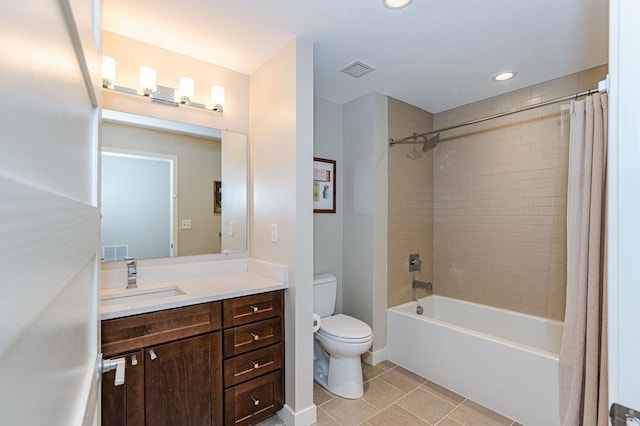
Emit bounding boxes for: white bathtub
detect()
[387,295,563,426]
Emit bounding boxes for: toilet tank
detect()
[313,273,337,318]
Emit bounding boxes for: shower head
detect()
[422,133,440,152]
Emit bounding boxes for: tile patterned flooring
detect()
[257,361,522,426]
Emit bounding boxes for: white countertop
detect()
[101,261,288,320]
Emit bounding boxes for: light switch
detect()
[181,219,192,230]
[271,224,279,243]
[229,222,234,236]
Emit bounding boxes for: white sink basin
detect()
[101,285,185,307]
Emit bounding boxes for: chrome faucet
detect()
[123,257,137,289]
[412,279,432,301]
[412,280,432,291]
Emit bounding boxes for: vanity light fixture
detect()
[493,71,517,81]
[383,0,413,10]
[101,56,224,113]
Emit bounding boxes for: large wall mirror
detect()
[100,110,247,263]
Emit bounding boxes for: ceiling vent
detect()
[340,60,375,78]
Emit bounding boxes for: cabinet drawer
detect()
[224,344,283,387]
[223,291,283,327]
[102,302,222,356]
[224,370,283,426]
[223,317,281,358]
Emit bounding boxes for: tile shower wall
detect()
[432,65,607,320]
[387,98,435,308]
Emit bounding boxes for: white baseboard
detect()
[278,403,317,425]
[363,346,387,366]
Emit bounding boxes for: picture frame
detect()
[313,157,336,213]
[213,180,222,214]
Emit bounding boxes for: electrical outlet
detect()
[181,219,192,230]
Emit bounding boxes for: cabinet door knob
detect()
[149,349,157,360]
[251,397,260,406]
[250,360,260,369]
[250,333,259,341]
[131,354,138,366]
[250,305,259,313]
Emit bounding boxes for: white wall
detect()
[342,92,389,357]
[250,38,316,425]
[313,98,344,312]
[0,0,101,424]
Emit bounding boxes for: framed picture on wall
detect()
[214,180,222,214]
[313,157,336,213]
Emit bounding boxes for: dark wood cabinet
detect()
[101,350,143,426]
[145,333,223,426]
[222,292,284,426]
[101,290,284,426]
[224,371,283,426]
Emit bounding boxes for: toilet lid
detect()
[319,314,372,340]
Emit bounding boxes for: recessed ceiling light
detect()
[493,71,517,81]
[383,0,413,10]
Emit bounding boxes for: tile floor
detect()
[256,361,522,426]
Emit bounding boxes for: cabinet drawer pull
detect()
[250,305,259,313]
[131,354,138,366]
[251,397,260,406]
[149,349,157,360]
[250,333,259,341]
[250,360,260,369]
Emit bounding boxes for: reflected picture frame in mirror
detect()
[100,110,248,265]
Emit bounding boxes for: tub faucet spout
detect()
[412,280,432,291]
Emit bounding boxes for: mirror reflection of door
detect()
[101,151,175,261]
[101,117,227,261]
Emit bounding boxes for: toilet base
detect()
[314,343,365,399]
[326,356,365,399]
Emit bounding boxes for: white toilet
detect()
[313,273,373,399]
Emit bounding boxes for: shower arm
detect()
[388,87,602,148]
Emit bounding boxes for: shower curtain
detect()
[559,93,608,426]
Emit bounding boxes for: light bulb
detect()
[210,85,225,112]
[179,77,194,103]
[139,66,157,94]
[102,56,116,87]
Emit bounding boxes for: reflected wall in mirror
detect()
[101,110,247,262]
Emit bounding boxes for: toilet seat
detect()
[318,314,372,343]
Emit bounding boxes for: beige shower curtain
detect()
[559,92,608,426]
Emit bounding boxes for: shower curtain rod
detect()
[388,87,603,147]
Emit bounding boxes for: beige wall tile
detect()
[388,65,606,320]
[387,98,435,307]
[430,65,607,320]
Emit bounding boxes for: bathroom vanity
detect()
[101,282,285,426]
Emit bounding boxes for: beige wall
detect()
[432,65,607,320]
[102,122,222,256]
[387,98,435,307]
[103,32,250,134]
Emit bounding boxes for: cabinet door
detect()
[145,332,223,426]
[102,350,144,426]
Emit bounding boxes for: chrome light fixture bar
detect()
[102,56,224,113]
